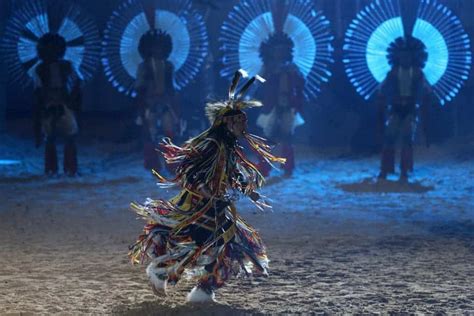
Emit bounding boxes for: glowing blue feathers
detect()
[102,0,208,97]
[343,0,402,100]
[412,19,447,85]
[343,0,472,105]
[413,0,471,105]
[285,15,316,78]
[219,0,334,100]
[119,11,191,79]
[366,18,404,83]
[238,13,273,79]
[1,0,101,86]
[25,13,50,38]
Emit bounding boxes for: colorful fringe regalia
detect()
[129,70,285,294]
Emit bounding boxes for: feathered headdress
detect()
[138,29,173,60]
[387,36,428,69]
[37,33,67,62]
[259,32,294,65]
[205,69,266,125]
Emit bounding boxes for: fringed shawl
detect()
[156,125,285,201]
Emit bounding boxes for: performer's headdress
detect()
[37,33,67,62]
[138,29,173,60]
[101,0,209,96]
[205,69,265,126]
[219,0,334,101]
[0,0,101,86]
[259,32,294,65]
[343,0,472,105]
[387,36,427,69]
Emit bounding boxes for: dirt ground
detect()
[0,136,473,314]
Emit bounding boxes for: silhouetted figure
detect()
[135,29,178,171]
[257,32,305,177]
[377,36,430,181]
[33,33,82,176]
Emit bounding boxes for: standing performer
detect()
[1,0,101,176]
[256,32,305,177]
[219,0,335,178]
[34,34,82,176]
[343,0,472,181]
[101,0,209,172]
[129,71,284,303]
[135,29,178,171]
[377,36,429,181]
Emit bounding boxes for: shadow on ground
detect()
[337,177,434,193]
[114,302,263,316]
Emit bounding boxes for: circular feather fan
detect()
[101,0,209,97]
[219,0,334,100]
[343,0,472,105]
[1,0,101,86]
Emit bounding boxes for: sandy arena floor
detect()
[0,135,473,314]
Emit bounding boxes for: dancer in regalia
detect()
[129,70,284,302]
